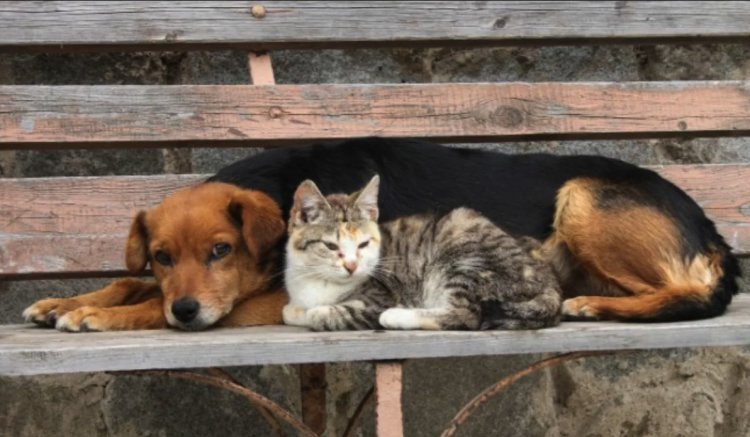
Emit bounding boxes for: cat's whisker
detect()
[371,266,394,275]
[287,270,329,280]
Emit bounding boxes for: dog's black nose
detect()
[172,298,200,323]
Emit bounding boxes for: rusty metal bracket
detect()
[439,351,617,437]
[112,369,319,437]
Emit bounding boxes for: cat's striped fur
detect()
[283,176,562,331]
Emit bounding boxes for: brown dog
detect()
[23,182,288,331]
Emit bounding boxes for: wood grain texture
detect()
[2,294,750,376]
[4,82,750,148]
[1,164,748,279]
[2,2,750,52]
[655,164,750,254]
[0,175,204,278]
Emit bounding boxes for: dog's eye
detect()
[323,242,339,251]
[154,251,172,266]
[210,243,232,261]
[358,240,370,249]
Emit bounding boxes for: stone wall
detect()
[1,44,748,437]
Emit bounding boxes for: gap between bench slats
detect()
[1,164,748,279]
[4,82,750,148]
[2,1,750,52]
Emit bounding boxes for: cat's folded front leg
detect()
[305,300,381,331]
[282,303,309,327]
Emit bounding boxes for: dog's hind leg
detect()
[22,278,160,327]
[545,178,728,322]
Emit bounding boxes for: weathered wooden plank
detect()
[2,294,750,376]
[654,164,750,259]
[0,175,204,235]
[2,2,750,52]
[1,164,748,279]
[4,82,750,148]
[0,175,203,278]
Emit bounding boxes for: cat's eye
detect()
[358,240,370,249]
[210,243,232,261]
[324,242,339,251]
[154,250,173,267]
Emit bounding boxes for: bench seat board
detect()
[2,2,750,51]
[4,82,750,148]
[1,293,749,376]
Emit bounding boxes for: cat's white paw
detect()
[282,304,309,327]
[305,305,335,330]
[379,308,422,330]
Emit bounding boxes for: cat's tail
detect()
[479,289,562,330]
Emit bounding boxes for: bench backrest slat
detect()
[1,165,748,279]
[3,1,750,52]
[4,82,750,148]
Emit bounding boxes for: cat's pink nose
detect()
[344,261,358,275]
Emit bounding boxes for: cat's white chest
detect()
[285,276,354,309]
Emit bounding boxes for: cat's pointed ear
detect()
[353,175,380,221]
[291,180,330,226]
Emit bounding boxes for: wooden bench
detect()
[1,2,749,436]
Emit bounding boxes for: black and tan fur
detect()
[213,138,740,323]
[543,177,732,321]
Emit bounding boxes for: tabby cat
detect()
[282,175,562,331]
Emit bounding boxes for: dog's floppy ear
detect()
[125,210,149,273]
[229,190,285,260]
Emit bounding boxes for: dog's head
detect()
[125,182,285,330]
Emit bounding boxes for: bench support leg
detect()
[300,363,328,435]
[248,51,275,85]
[375,361,405,437]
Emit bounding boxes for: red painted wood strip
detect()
[376,362,404,437]
[248,52,275,86]
[3,82,750,148]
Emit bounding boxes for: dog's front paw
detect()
[23,297,83,327]
[55,307,111,332]
[562,297,600,320]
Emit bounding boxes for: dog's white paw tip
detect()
[22,306,57,326]
[55,314,78,332]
